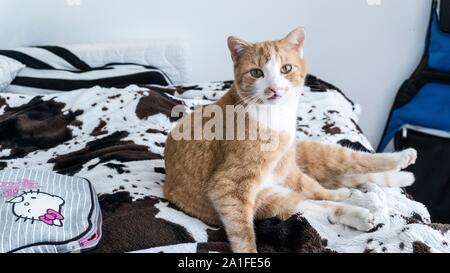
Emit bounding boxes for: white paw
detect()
[345,189,382,213]
[390,171,415,187]
[334,188,352,201]
[339,207,375,231]
[394,148,417,169]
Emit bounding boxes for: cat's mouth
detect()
[267,94,282,101]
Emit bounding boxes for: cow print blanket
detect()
[0,76,449,253]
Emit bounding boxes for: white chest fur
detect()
[247,91,300,143]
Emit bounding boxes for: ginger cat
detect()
[164,28,417,253]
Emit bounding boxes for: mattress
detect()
[0,42,448,253]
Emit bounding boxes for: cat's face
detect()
[228,28,308,105]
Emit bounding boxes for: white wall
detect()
[0,0,432,147]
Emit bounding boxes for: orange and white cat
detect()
[164,28,417,253]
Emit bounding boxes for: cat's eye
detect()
[281,64,293,74]
[250,69,264,78]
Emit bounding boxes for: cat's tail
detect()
[331,171,415,188]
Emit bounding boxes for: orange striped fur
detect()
[164,28,417,253]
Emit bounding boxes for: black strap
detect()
[440,0,450,32]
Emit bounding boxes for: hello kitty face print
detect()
[7,190,65,227]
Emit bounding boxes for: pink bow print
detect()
[39,209,64,226]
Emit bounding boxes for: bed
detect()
[0,41,449,253]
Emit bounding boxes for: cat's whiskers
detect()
[233,95,258,114]
[233,93,255,106]
[239,96,260,114]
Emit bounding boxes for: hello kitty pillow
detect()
[0,169,102,253]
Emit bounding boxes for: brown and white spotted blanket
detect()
[0,76,449,253]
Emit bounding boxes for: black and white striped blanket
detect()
[0,46,171,94]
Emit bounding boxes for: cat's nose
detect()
[267,86,282,100]
[268,87,281,96]
[269,85,279,93]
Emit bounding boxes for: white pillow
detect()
[0,55,25,91]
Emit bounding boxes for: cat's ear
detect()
[7,196,24,204]
[283,27,306,58]
[227,36,250,63]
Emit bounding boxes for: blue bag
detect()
[378,0,450,223]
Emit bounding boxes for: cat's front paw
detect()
[231,241,258,253]
[233,246,258,253]
[394,148,417,170]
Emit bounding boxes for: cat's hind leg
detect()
[255,187,375,231]
[298,200,376,231]
[285,166,352,202]
[331,171,415,188]
[296,141,417,182]
[255,186,307,220]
